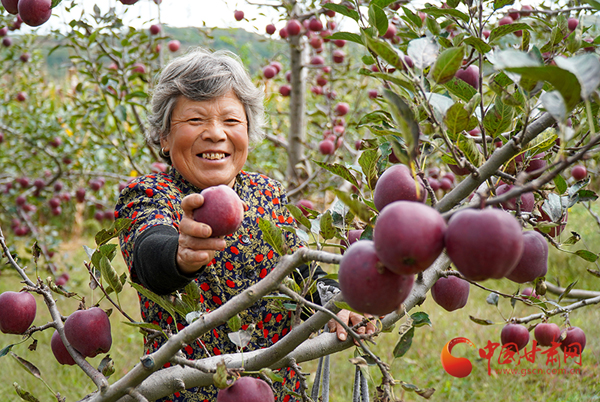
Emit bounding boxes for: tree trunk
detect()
[286,32,307,186]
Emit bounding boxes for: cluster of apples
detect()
[1,0,52,27]
[338,163,550,316]
[0,291,112,365]
[501,322,586,355]
[318,102,349,155]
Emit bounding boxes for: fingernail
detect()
[339,333,346,341]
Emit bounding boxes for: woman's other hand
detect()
[177,194,227,274]
[328,310,376,342]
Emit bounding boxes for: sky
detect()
[22,0,284,34]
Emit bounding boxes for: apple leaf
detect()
[100,255,123,294]
[258,218,287,256]
[410,312,432,327]
[130,282,178,321]
[51,0,62,7]
[464,37,492,54]
[213,361,232,389]
[558,281,578,302]
[11,353,41,380]
[393,326,415,358]
[228,330,252,348]
[286,204,311,229]
[313,161,361,189]
[425,92,454,123]
[419,6,469,23]
[0,344,15,358]
[431,47,465,84]
[368,71,415,92]
[521,29,531,52]
[383,89,420,161]
[486,292,500,306]
[359,148,380,191]
[334,190,373,222]
[458,134,484,167]
[576,189,598,202]
[99,243,118,261]
[444,77,478,102]
[364,33,405,71]
[319,211,336,240]
[575,250,599,263]
[402,6,423,28]
[260,368,284,383]
[13,383,40,402]
[524,128,557,156]
[328,31,363,45]
[322,3,359,21]
[493,0,514,9]
[554,174,568,195]
[408,37,439,70]
[483,97,514,137]
[469,315,494,325]
[554,55,600,99]
[541,91,567,123]
[444,101,472,136]
[368,2,389,37]
[488,23,530,43]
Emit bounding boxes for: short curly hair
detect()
[146,48,265,163]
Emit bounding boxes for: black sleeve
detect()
[292,263,339,306]
[132,225,201,295]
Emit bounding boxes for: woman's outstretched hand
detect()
[177,194,227,275]
[328,310,376,342]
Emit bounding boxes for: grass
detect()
[1,203,600,401]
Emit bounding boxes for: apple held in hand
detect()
[445,208,524,281]
[373,201,446,275]
[431,275,470,312]
[0,291,37,334]
[217,376,274,402]
[339,240,414,316]
[501,323,530,352]
[64,307,112,357]
[193,185,244,237]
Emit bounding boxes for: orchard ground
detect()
[1,204,599,401]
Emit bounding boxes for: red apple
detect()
[192,185,244,237]
[334,102,349,116]
[501,323,530,352]
[132,63,146,73]
[508,8,520,20]
[339,240,414,316]
[1,0,19,14]
[308,17,323,32]
[534,323,561,347]
[263,65,276,79]
[373,164,427,211]
[383,23,396,39]
[332,49,345,63]
[279,27,288,38]
[216,376,274,402]
[319,139,335,155]
[445,209,524,281]
[310,55,325,65]
[498,16,514,26]
[296,199,314,216]
[571,165,587,180]
[51,330,77,365]
[560,326,586,353]
[234,10,244,21]
[16,91,27,101]
[431,275,470,311]
[265,24,276,35]
[455,65,479,89]
[521,5,533,16]
[64,307,112,357]
[374,201,446,275]
[567,17,578,32]
[496,184,535,212]
[149,24,161,35]
[279,85,291,97]
[18,0,51,26]
[168,40,180,52]
[286,19,302,36]
[506,231,548,283]
[0,291,36,334]
[119,0,139,4]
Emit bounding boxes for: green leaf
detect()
[13,383,40,402]
[100,255,123,294]
[357,110,393,127]
[319,211,336,240]
[577,189,598,202]
[410,312,432,327]
[260,368,285,383]
[483,97,514,136]
[581,0,600,9]
[94,218,132,246]
[364,33,406,71]
[444,101,472,136]
[227,314,242,332]
[521,29,531,52]
[51,0,62,7]
[463,37,492,54]
[121,321,165,335]
[368,2,389,36]
[285,204,311,229]
[457,133,484,167]
[493,0,514,9]
[333,191,373,222]
[574,250,599,262]
[359,148,381,190]
[541,91,567,123]
[524,128,558,155]
[368,71,416,92]
[130,282,178,321]
[402,6,423,28]
[407,37,439,70]
[489,23,530,42]
[0,344,15,358]
[554,55,600,99]
[393,326,415,358]
[383,89,420,161]
[258,218,286,256]
[444,77,478,101]
[431,47,465,85]
[419,6,469,23]
[329,31,363,45]
[114,104,127,122]
[469,315,494,325]
[322,3,359,21]
[554,175,568,195]
[313,161,361,188]
[558,281,578,302]
[99,243,118,261]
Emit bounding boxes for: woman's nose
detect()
[200,119,227,142]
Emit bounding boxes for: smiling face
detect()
[161,91,249,189]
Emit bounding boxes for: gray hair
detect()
[147,48,265,162]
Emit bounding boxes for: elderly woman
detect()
[115,48,373,402]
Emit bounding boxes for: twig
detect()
[545,282,600,299]
[511,294,600,324]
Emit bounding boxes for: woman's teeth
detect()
[202,152,226,160]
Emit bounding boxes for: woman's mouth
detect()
[200,152,228,160]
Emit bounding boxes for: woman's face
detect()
[161,91,249,189]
